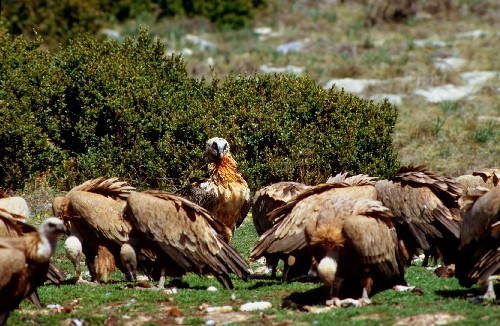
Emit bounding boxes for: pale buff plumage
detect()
[0,218,66,324]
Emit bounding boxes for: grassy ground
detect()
[7,206,500,325]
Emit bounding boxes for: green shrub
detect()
[0,28,399,192]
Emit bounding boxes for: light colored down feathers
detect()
[250,174,378,261]
[125,190,248,289]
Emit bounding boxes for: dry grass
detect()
[115,0,500,177]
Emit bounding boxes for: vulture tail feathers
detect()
[46,262,67,285]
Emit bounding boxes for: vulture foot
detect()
[481,276,498,301]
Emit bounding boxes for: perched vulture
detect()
[456,186,500,300]
[124,190,249,290]
[250,174,379,281]
[251,181,312,278]
[305,198,405,304]
[53,177,136,283]
[0,218,67,324]
[177,137,251,240]
[374,165,462,267]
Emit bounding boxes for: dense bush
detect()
[0,29,399,192]
[0,0,265,52]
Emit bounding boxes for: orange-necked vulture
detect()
[177,137,251,240]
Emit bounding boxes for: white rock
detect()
[413,39,448,48]
[240,301,272,311]
[181,48,193,56]
[457,30,489,39]
[207,286,218,292]
[414,84,475,103]
[324,78,382,94]
[460,71,499,85]
[254,27,273,35]
[276,40,306,54]
[206,306,233,313]
[184,34,216,50]
[433,57,466,71]
[369,94,404,106]
[260,64,305,75]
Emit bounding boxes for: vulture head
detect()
[206,137,230,164]
[37,217,68,262]
[120,243,138,282]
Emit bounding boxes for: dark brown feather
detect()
[125,191,249,289]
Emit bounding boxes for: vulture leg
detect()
[482,275,498,301]
[157,267,167,289]
[0,312,10,326]
[360,273,373,305]
[94,245,116,283]
[214,274,234,290]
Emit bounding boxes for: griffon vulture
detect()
[250,174,378,281]
[177,137,251,240]
[0,218,67,325]
[305,198,405,305]
[251,181,312,278]
[374,165,462,267]
[0,207,66,308]
[124,190,249,290]
[455,186,500,300]
[53,177,136,283]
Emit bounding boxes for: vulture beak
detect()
[207,137,229,164]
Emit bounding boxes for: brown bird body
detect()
[374,165,462,266]
[456,186,500,300]
[250,174,378,281]
[455,168,500,203]
[53,177,135,283]
[305,198,405,303]
[0,218,66,325]
[251,181,312,278]
[124,190,249,290]
[177,137,251,240]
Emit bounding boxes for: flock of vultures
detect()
[0,137,499,324]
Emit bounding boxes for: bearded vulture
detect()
[124,190,249,290]
[305,198,405,305]
[250,174,379,281]
[374,165,462,267]
[251,181,312,278]
[0,218,67,324]
[53,177,136,283]
[456,186,500,300]
[177,137,251,240]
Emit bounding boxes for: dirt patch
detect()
[395,313,466,325]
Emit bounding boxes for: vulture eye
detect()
[212,143,218,150]
[223,144,228,151]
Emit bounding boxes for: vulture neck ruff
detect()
[208,153,242,185]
